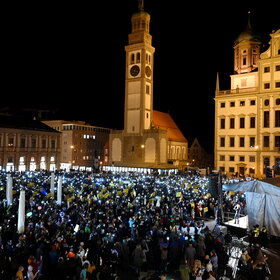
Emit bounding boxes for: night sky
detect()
[2,1,280,153]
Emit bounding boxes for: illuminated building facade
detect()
[0,115,60,171]
[215,21,280,178]
[109,2,188,170]
[43,120,111,171]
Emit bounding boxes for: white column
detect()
[57,176,62,205]
[6,173,13,206]
[17,190,25,234]
[50,172,55,196]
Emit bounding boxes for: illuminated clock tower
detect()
[124,1,154,134]
[109,0,170,168]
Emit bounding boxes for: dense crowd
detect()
[0,170,270,280]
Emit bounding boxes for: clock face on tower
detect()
[130,65,140,77]
[145,65,151,77]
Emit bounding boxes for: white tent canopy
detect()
[223,180,280,237]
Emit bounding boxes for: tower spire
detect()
[215,72,220,93]
[247,10,252,29]
[138,0,144,11]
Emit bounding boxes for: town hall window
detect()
[250,117,256,128]
[275,136,280,147]
[239,117,245,128]
[264,111,270,128]
[263,136,270,148]
[275,110,280,127]
[220,118,225,129]
[229,118,235,129]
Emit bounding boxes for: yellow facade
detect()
[215,29,280,178]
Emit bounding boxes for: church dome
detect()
[234,13,261,45]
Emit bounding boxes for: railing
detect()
[216,87,258,96]
[223,211,247,223]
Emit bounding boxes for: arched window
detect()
[136,52,140,63]
[131,53,135,64]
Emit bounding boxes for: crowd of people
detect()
[0,170,271,280]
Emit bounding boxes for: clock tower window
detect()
[136,52,141,63]
[131,54,135,64]
[146,85,150,94]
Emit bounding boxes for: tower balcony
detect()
[216,87,258,96]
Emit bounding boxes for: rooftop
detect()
[152,110,187,142]
[0,115,60,133]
